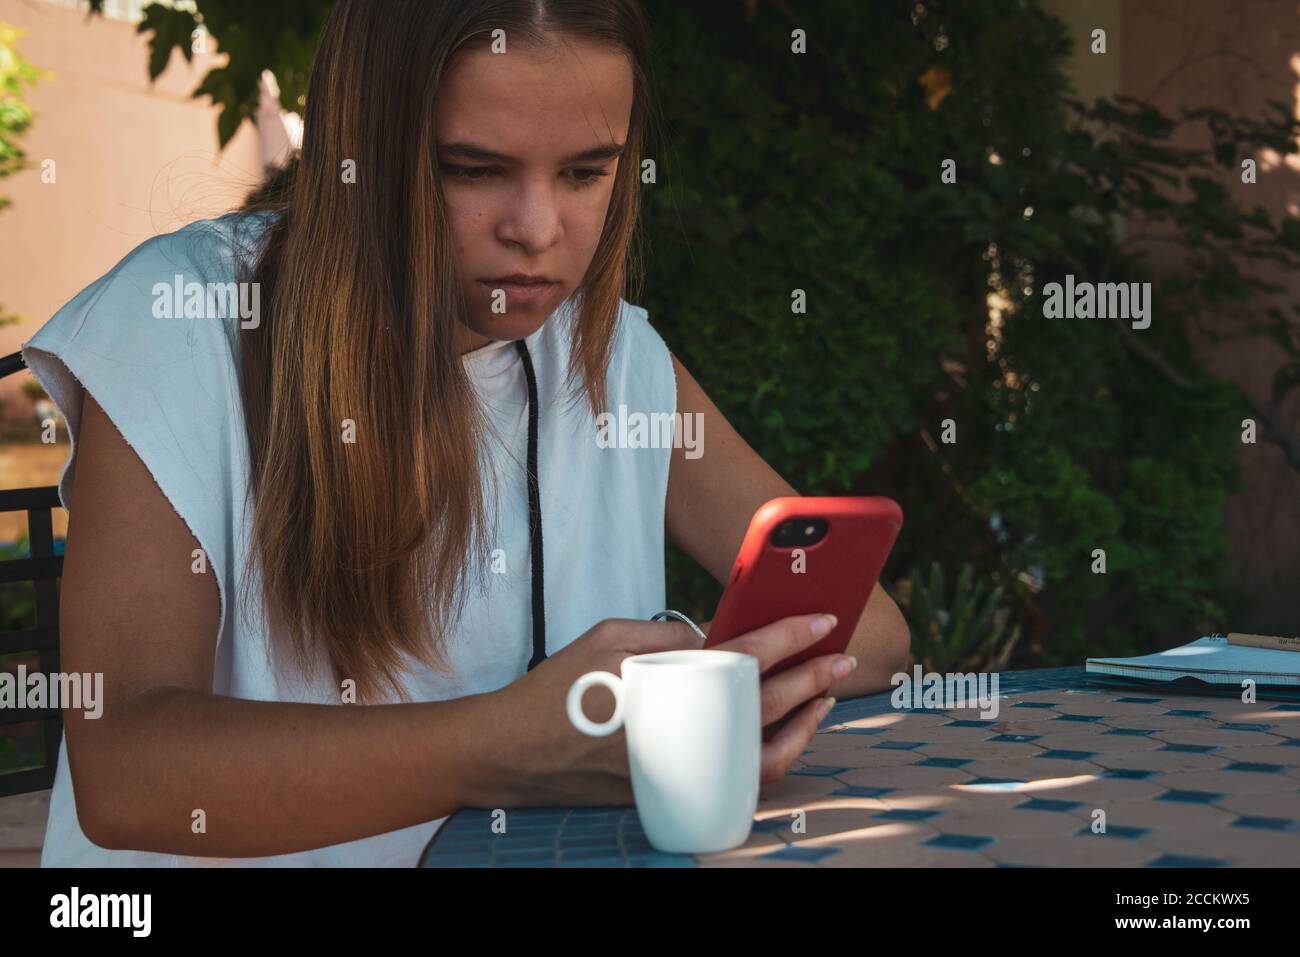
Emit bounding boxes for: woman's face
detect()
[435,36,634,353]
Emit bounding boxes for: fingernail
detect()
[832,655,854,678]
[810,614,838,639]
[817,697,836,721]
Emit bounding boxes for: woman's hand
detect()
[710,613,855,780]
[481,613,855,810]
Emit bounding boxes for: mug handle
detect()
[566,671,625,737]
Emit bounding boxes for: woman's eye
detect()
[566,167,610,188]
[444,165,500,182]
[441,165,609,187]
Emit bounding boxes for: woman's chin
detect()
[464,313,547,344]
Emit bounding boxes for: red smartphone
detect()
[703,496,903,677]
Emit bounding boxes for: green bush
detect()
[899,560,1021,673]
[644,0,1294,666]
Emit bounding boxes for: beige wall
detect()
[1046,0,1300,628]
[1042,0,1123,105]
[1119,2,1300,630]
[0,0,265,421]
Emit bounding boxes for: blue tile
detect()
[925,833,993,850]
[832,726,888,736]
[1158,789,1224,804]
[764,845,841,864]
[1017,798,1084,812]
[1160,743,1218,754]
[830,785,897,799]
[1101,768,1159,780]
[506,809,567,821]
[492,838,555,852]
[1012,701,1059,710]
[1148,853,1226,868]
[753,817,796,834]
[945,719,990,728]
[873,808,942,822]
[916,756,973,768]
[426,852,492,866]
[559,836,620,850]
[872,740,927,750]
[627,853,695,868]
[1230,816,1298,831]
[1165,709,1213,718]
[1103,728,1157,736]
[568,822,623,833]
[1268,704,1300,712]
[558,858,622,868]
[563,824,621,835]
[990,733,1042,743]
[1117,697,1164,704]
[1055,713,1104,723]
[498,849,561,864]
[1281,738,1300,747]
[790,765,849,777]
[1224,761,1285,774]
[500,817,564,828]
[559,847,625,861]
[1218,722,1274,732]
[1038,749,1097,761]
[1074,824,1149,840]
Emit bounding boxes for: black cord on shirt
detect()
[516,339,547,671]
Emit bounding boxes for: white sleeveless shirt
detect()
[21,211,678,866]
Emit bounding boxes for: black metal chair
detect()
[0,350,64,797]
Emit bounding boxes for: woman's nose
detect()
[495,181,563,252]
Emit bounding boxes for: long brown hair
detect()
[233,0,655,704]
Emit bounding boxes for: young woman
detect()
[23,0,908,866]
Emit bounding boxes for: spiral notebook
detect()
[1086,634,1300,692]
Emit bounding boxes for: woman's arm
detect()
[61,393,509,858]
[664,354,911,699]
[62,386,855,858]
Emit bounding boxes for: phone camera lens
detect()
[770,518,828,548]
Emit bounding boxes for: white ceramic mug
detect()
[566,648,761,854]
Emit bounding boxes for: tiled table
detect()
[419,666,1300,867]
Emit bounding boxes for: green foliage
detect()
[90,0,331,148]
[639,0,1288,665]
[899,561,1021,673]
[0,532,36,631]
[106,0,1299,666]
[0,22,46,193]
[0,20,50,328]
[0,537,54,774]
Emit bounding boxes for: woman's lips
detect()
[479,279,558,305]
